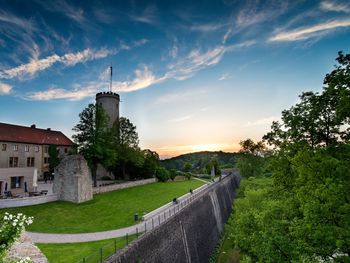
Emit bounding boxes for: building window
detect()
[11,176,22,189]
[44,146,49,154]
[25,145,29,152]
[27,157,35,167]
[9,157,18,167]
[64,148,68,154]
[1,144,6,151]
[44,157,50,164]
[13,145,18,151]
[35,146,39,152]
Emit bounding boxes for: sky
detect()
[0,0,349,158]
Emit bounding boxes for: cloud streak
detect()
[320,1,350,13]
[0,82,12,95]
[24,40,255,100]
[269,19,350,42]
[0,48,119,80]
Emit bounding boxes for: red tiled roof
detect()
[0,123,74,146]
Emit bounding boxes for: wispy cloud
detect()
[25,83,103,101]
[0,82,12,95]
[129,5,157,25]
[169,114,194,122]
[0,47,119,80]
[113,66,164,92]
[27,65,164,101]
[245,116,277,127]
[166,40,255,80]
[25,40,255,100]
[269,19,350,41]
[190,22,226,32]
[218,73,231,81]
[320,1,350,13]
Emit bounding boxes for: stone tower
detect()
[95,92,120,128]
[95,92,120,180]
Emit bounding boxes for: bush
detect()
[155,167,170,182]
[100,176,112,181]
[0,212,33,262]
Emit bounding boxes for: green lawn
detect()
[37,235,137,263]
[1,180,203,233]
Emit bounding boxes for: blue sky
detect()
[0,0,349,158]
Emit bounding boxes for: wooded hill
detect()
[160,151,238,172]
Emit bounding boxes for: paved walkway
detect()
[28,173,232,244]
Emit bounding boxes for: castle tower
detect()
[96,92,120,128]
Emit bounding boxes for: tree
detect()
[116,117,141,179]
[236,139,267,178]
[169,169,177,181]
[48,145,60,177]
[140,149,159,178]
[72,104,117,187]
[183,162,192,173]
[263,53,350,149]
[155,167,170,182]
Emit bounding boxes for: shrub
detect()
[155,167,170,182]
[0,212,33,262]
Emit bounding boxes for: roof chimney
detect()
[30,124,36,129]
[47,128,51,131]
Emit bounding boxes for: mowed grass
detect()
[0,180,203,233]
[37,235,137,263]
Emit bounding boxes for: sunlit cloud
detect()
[0,82,12,95]
[25,83,103,101]
[113,66,164,93]
[0,48,118,80]
[320,1,350,13]
[269,19,350,42]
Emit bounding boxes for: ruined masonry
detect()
[53,154,92,203]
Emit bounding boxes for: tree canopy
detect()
[227,52,350,262]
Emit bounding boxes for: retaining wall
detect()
[0,194,58,208]
[105,173,240,263]
[93,178,156,194]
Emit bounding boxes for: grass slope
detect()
[37,235,137,263]
[1,180,203,233]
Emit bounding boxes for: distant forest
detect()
[160,151,238,173]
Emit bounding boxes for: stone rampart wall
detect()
[105,174,240,263]
[93,178,156,194]
[0,194,58,208]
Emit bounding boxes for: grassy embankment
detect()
[1,179,204,233]
[2,180,204,262]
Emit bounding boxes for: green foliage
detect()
[169,169,177,181]
[221,52,350,262]
[161,151,237,173]
[0,213,33,262]
[183,162,192,172]
[72,104,117,186]
[139,149,159,179]
[235,154,265,178]
[48,145,60,176]
[155,166,170,182]
[235,139,267,178]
